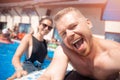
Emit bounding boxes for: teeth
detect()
[72,38,81,44]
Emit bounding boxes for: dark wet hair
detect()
[39,16,53,25]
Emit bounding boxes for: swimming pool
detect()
[0,42,54,80]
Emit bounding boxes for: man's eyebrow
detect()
[67,22,78,29]
[59,27,65,34]
[78,18,88,21]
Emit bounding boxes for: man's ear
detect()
[86,18,93,29]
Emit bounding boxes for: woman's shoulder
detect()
[21,34,32,41]
[24,34,32,38]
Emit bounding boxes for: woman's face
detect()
[38,19,53,35]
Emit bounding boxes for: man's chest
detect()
[69,54,117,79]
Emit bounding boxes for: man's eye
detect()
[61,32,66,38]
[71,24,77,30]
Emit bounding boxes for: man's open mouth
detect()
[72,38,84,49]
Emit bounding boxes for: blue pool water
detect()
[0,42,54,80]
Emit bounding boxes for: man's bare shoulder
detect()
[108,40,120,49]
[104,40,120,68]
[100,38,120,48]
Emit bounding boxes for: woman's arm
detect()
[7,34,31,80]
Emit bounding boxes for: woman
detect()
[7,16,53,80]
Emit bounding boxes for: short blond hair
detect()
[54,7,84,24]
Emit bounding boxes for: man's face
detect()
[56,11,92,56]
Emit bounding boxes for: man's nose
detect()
[66,29,74,40]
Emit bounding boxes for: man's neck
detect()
[87,37,103,60]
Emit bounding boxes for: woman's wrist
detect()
[15,67,23,71]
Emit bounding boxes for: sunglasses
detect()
[41,23,52,30]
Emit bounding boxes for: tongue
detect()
[75,39,83,49]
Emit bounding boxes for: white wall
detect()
[1,7,120,40]
[0,8,54,40]
[13,16,21,27]
[105,21,120,33]
[30,16,39,33]
[0,15,6,22]
[6,15,13,29]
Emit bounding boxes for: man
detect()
[0,28,12,43]
[38,7,120,80]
